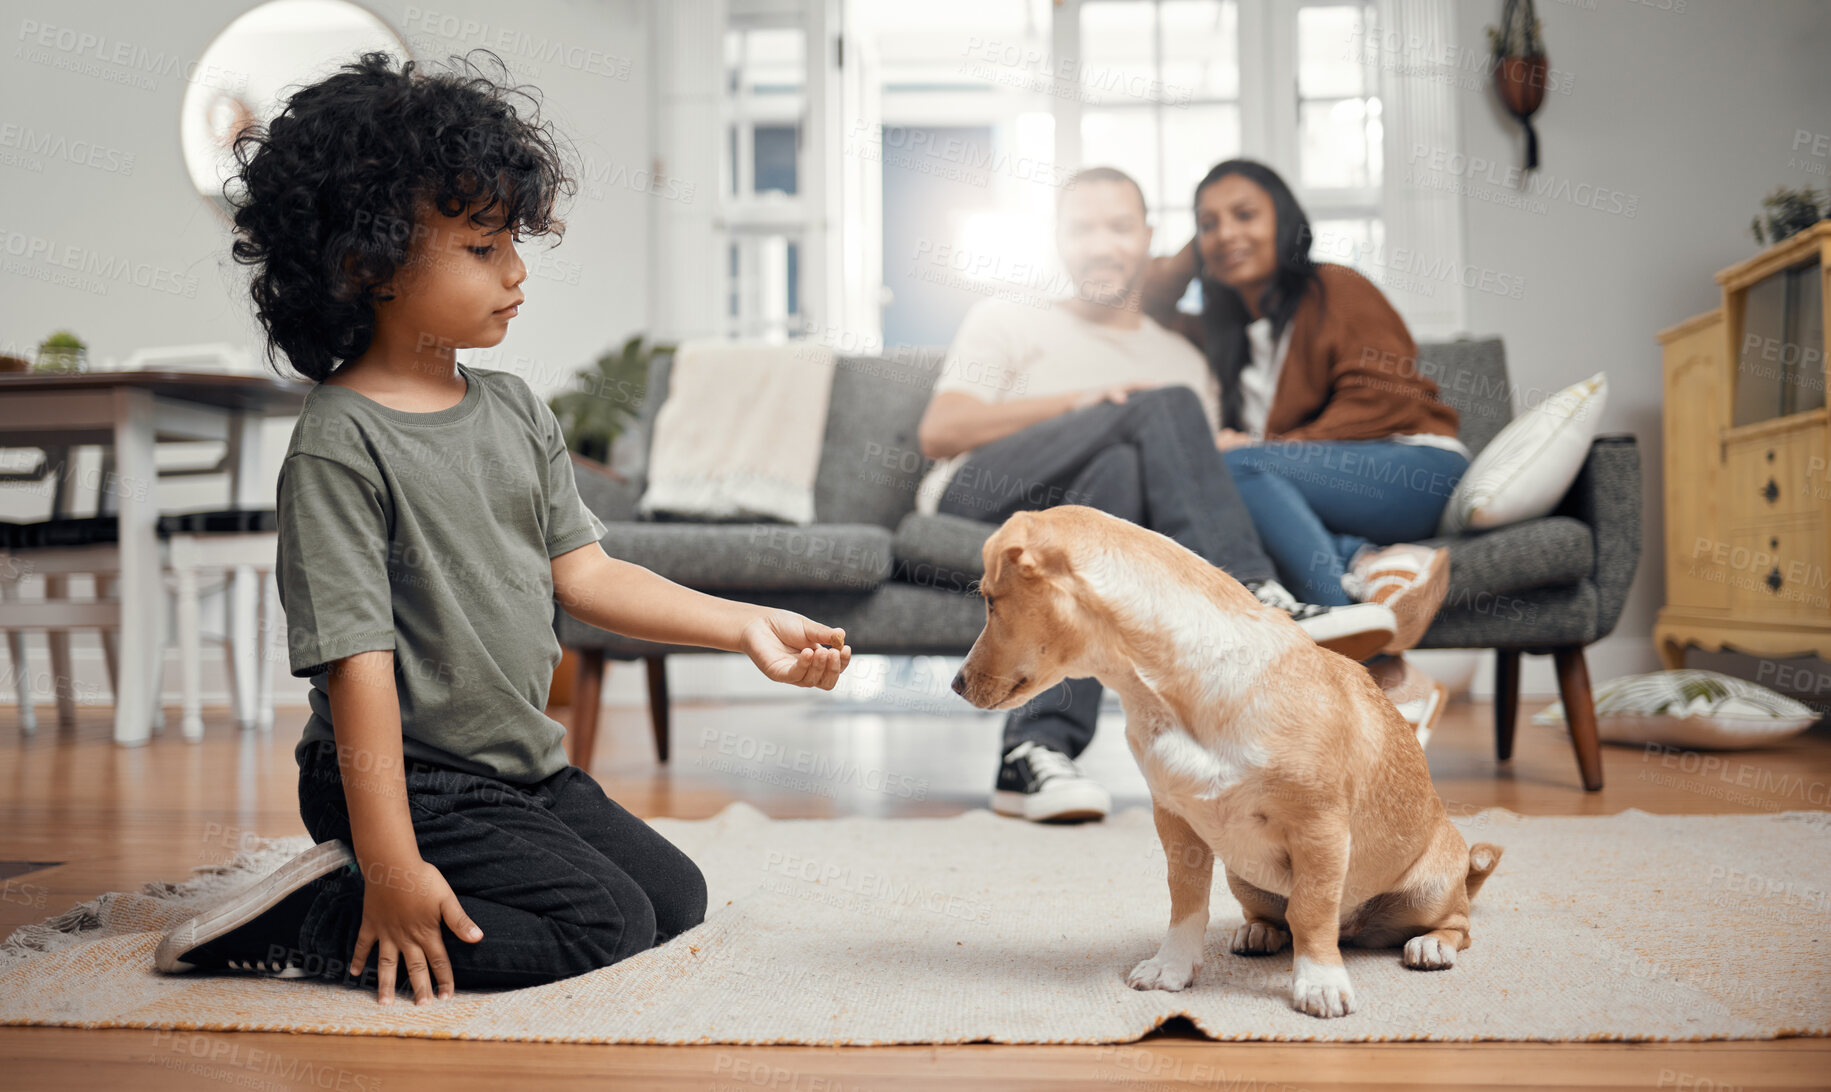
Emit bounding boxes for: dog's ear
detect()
[998,511,1052,580]
[1003,541,1041,580]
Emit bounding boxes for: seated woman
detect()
[1142,158,1467,744]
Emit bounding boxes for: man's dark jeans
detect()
[936,385,1277,763]
[293,739,708,990]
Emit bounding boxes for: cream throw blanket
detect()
[637,340,836,524]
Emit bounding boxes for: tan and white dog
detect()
[951,506,1502,1018]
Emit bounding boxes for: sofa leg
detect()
[566,648,605,771]
[1494,649,1521,762]
[1552,645,1605,792]
[645,654,671,764]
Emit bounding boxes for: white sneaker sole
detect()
[1297,601,1397,662]
[154,840,354,973]
[992,783,1111,823]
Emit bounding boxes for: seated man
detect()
[915,166,1395,825]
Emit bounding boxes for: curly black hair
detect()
[226,50,575,383]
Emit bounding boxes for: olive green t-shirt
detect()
[276,361,609,784]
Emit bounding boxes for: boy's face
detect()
[375,201,527,354]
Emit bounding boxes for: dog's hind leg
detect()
[1126,804,1213,992]
[1224,869,1290,955]
[1285,821,1356,1018]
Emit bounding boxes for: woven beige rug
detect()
[3,804,1828,1044]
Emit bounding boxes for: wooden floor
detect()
[2,688,1828,1091]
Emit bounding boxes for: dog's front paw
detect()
[1229,920,1290,955]
[1126,956,1199,992]
[1403,934,1456,970]
[1290,957,1357,1018]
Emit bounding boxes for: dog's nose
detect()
[951,669,966,695]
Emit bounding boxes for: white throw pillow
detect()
[1437,372,1608,535]
[1531,669,1819,749]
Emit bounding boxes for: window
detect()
[1078,1,1242,255]
[723,22,809,340]
[1289,1,1386,278]
[670,0,1462,347]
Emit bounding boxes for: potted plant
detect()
[34,330,88,373]
[1487,0,1547,172]
[1750,185,1827,246]
[547,333,671,466]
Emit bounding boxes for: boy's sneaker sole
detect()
[154,840,354,974]
[991,785,1111,823]
[1295,601,1397,662]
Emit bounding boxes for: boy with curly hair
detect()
[155,51,852,1004]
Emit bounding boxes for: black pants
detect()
[294,739,707,989]
[936,385,1277,762]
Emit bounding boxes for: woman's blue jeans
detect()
[1223,440,1469,607]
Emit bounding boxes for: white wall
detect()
[1,0,656,710]
[1445,0,1831,697]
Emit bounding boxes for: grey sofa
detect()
[556,339,1640,791]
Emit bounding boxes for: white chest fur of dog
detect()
[953,506,1502,1019]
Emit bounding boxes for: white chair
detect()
[1,530,281,739]
[2,440,282,740]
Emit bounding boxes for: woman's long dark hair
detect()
[1192,159,1322,431]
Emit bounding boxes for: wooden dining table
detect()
[0,370,310,744]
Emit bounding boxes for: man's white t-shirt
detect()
[914,298,1220,516]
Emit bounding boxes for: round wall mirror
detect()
[182,0,409,220]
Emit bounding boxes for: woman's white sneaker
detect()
[1340,544,1450,654]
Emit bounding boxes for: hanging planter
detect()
[1487,0,1547,173]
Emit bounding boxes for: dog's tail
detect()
[1465,843,1503,901]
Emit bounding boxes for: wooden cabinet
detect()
[1655,222,1831,666]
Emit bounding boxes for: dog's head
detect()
[951,508,1098,710]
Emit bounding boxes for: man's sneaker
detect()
[1368,654,1448,749]
[1245,578,1397,662]
[992,740,1111,823]
[154,839,353,975]
[1340,543,1450,654]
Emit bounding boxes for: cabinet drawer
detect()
[1726,425,1828,526]
[1720,520,1830,619]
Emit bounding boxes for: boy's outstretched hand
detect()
[739,609,851,689]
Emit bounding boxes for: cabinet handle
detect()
[1762,477,1780,504]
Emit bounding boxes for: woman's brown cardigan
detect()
[1143,251,1460,445]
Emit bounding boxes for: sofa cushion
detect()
[891,512,995,594]
[556,579,988,659]
[1415,578,1600,650]
[601,522,893,592]
[1425,515,1595,601]
[893,510,1593,604]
